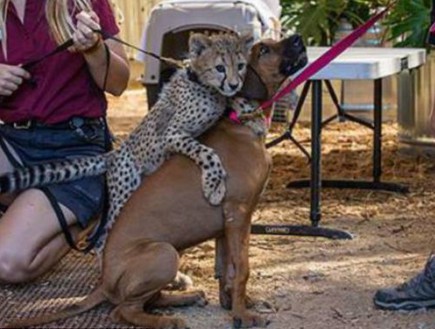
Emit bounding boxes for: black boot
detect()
[374,254,435,311]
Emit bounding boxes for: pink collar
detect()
[228,109,242,124]
[227,108,272,128]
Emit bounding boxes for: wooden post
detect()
[111,0,161,58]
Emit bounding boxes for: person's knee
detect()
[0,250,34,283]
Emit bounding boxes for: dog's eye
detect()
[259,45,269,56]
[215,65,226,73]
[238,63,246,71]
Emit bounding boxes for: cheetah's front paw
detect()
[201,161,227,206]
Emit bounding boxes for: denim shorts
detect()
[0,118,108,228]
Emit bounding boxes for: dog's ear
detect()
[189,33,211,57]
[238,65,269,101]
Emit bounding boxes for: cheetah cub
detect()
[0,33,253,251]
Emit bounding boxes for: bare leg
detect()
[0,188,79,283]
[0,138,85,283]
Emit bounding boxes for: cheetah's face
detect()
[188,33,253,97]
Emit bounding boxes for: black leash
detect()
[41,186,85,252]
[94,29,183,68]
[0,38,74,104]
[79,30,185,252]
[4,28,181,95]
[22,38,75,71]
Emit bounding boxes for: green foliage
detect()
[280,0,432,48]
[383,0,431,48]
[280,0,388,46]
[281,0,345,46]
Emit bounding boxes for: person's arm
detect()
[72,11,130,96]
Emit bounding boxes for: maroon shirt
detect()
[0,0,119,124]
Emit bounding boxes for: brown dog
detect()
[5,35,307,329]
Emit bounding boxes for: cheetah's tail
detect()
[0,154,108,193]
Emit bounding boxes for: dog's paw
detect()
[201,159,227,206]
[158,317,189,329]
[219,289,232,310]
[233,311,270,329]
[194,290,208,307]
[166,271,194,291]
[219,293,255,311]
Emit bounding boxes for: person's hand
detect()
[72,11,103,54]
[0,64,30,96]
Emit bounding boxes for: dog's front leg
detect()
[223,202,269,328]
[216,237,233,310]
[216,236,254,311]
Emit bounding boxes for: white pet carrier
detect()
[137,0,282,107]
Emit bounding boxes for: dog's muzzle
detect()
[280,34,308,76]
[280,53,308,76]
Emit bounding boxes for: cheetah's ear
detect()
[189,33,211,57]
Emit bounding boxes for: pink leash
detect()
[429,22,435,45]
[260,3,395,110]
[228,110,242,124]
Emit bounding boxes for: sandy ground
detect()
[2,87,435,329]
[104,89,435,329]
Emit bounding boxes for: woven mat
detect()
[0,252,137,329]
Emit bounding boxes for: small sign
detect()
[400,57,408,70]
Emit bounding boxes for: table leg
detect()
[251,80,352,239]
[287,78,409,194]
[310,80,322,227]
[266,81,312,150]
[373,78,382,182]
